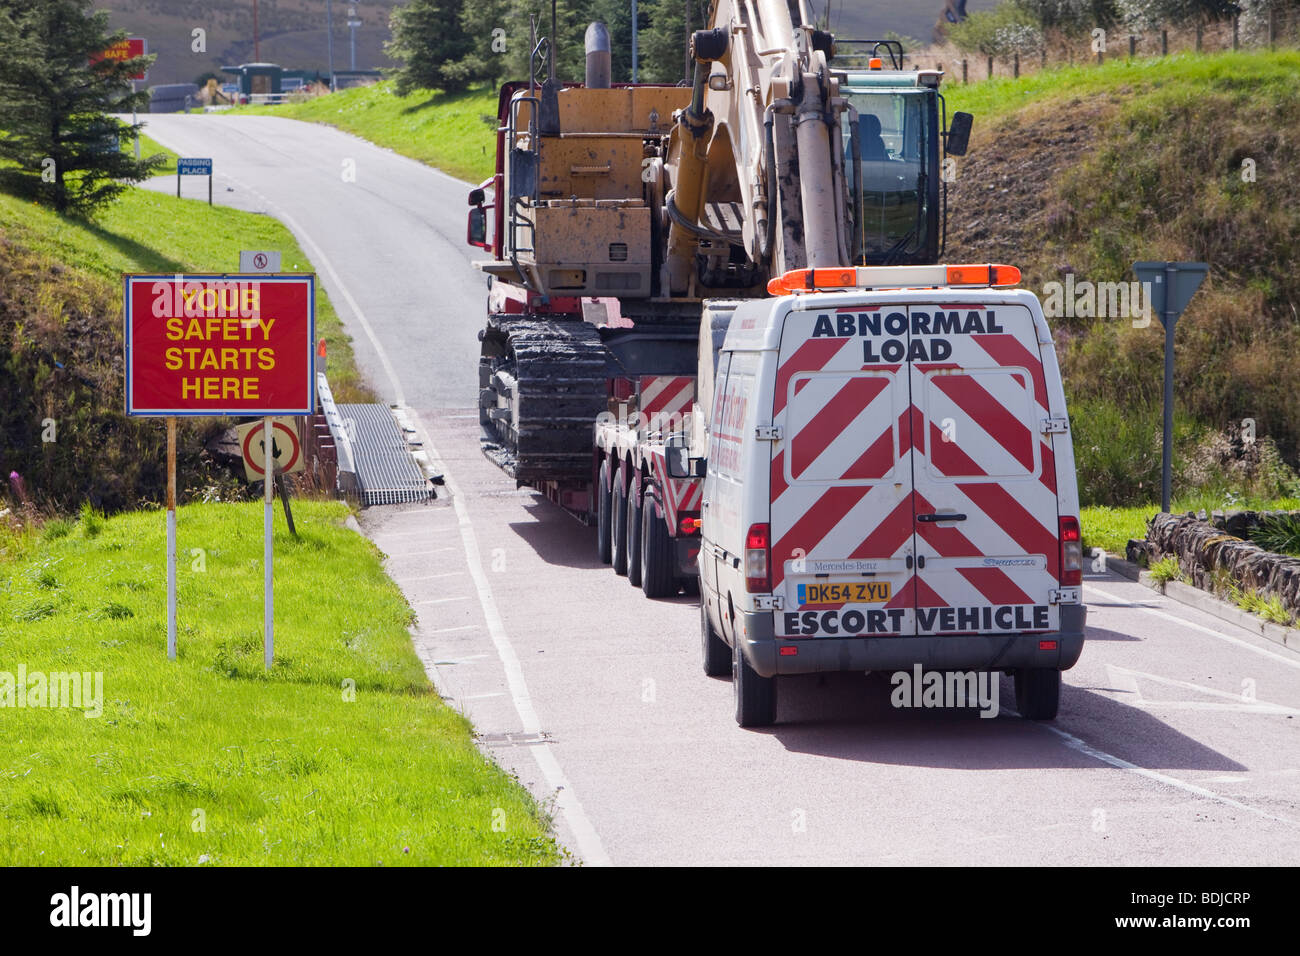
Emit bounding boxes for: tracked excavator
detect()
[466,2,973,588]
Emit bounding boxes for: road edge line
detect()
[402,407,613,867]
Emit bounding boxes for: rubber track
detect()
[479,315,610,482]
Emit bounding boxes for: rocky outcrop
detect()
[1134,512,1300,619]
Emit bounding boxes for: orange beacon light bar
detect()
[766,263,1022,295]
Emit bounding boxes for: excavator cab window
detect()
[842,89,938,266]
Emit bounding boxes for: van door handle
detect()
[906,555,914,570]
[917,513,967,522]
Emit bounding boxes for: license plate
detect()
[797,580,892,606]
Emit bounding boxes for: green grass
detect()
[228,82,500,183]
[1081,496,1300,557]
[1148,555,1182,585]
[1229,582,1296,627]
[121,131,178,175]
[944,48,1300,122]
[0,501,561,865]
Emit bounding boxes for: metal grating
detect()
[336,403,434,506]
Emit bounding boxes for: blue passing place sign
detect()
[178,157,212,175]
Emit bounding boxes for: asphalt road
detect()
[142,114,1300,866]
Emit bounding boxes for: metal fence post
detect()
[1013,53,1019,77]
[962,58,967,83]
[987,55,993,79]
[1129,35,1136,57]
[1233,14,1239,50]
[1161,29,1168,55]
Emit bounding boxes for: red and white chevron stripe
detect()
[770,304,1063,638]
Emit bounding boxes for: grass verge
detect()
[0,501,561,865]
[227,82,499,183]
[1081,496,1300,556]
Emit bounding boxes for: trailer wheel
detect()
[626,471,643,587]
[1015,668,1061,720]
[733,633,777,727]
[700,596,730,677]
[641,485,675,598]
[611,464,629,576]
[596,458,613,565]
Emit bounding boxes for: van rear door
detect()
[769,299,1061,640]
[770,306,915,639]
[909,302,1060,635]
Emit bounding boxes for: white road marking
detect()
[413,596,470,606]
[1084,581,1300,669]
[1104,664,1300,715]
[422,624,480,634]
[387,548,458,558]
[1038,721,1300,827]
[376,528,458,539]
[405,408,611,867]
[400,572,467,583]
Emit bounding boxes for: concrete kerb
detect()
[1100,551,1300,655]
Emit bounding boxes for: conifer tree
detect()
[0,0,161,215]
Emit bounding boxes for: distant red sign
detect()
[91,37,148,81]
[124,275,316,416]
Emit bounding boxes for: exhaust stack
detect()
[585,22,612,89]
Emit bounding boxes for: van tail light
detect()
[745,523,771,593]
[1060,516,1082,586]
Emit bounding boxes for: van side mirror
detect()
[665,444,706,479]
[946,111,973,157]
[467,205,489,248]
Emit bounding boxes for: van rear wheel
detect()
[611,465,629,576]
[1015,668,1061,720]
[700,596,730,677]
[733,634,777,727]
[641,486,675,597]
[596,458,613,565]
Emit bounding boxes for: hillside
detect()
[0,174,372,514]
[944,50,1300,505]
[93,0,400,86]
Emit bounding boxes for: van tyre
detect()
[1015,668,1061,720]
[596,458,613,565]
[640,486,675,598]
[611,465,629,576]
[626,472,643,587]
[700,595,730,677]
[733,634,777,727]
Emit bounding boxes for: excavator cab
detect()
[834,47,972,267]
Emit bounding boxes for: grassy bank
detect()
[0,180,373,512]
[945,49,1300,506]
[230,82,499,183]
[0,501,561,865]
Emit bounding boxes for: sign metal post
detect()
[1133,261,1209,513]
[263,416,274,670]
[166,416,177,659]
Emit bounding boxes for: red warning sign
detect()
[124,275,315,416]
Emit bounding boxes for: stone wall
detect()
[1128,512,1300,619]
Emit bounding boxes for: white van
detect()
[686,266,1086,726]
